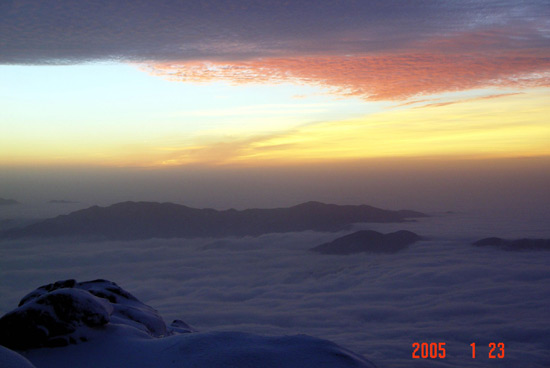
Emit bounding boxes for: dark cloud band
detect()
[1,0,548,64]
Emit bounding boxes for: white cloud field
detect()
[1,211,549,368]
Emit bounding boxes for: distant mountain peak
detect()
[312,230,422,255]
[0,197,19,206]
[293,201,327,207]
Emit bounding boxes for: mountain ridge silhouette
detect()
[0,201,427,241]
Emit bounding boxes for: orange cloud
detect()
[412,92,525,109]
[146,49,550,101]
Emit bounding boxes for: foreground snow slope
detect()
[0,279,376,368]
[22,327,374,368]
[0,345,36,368]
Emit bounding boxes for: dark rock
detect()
[78,279,139,304]
[0,288,112,350]
[19,279,77,306]
[0,279,180,350]
[311,230,422,255]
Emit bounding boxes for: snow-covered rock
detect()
[0,279,377,368]
[0,279,169,349]
[0,345,37,368]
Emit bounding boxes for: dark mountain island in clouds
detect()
[0,198,19,206]
[311,230,422,255]
[0,201,426,241]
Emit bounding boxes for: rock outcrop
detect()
[0,279,378,368]
[0,279,174,350]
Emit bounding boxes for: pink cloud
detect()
[148,49,550,101]
[146,25,550,101]
[412,92,526,109]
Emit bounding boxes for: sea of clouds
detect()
[1,211,549,368]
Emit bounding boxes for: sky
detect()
[1,4,550,367]
[1,0,549,210]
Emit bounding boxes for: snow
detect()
[20,328,376,368]
[0,288,112,349]
[0,280,173,350]
[0,279,376,368]
[0,346,36,368]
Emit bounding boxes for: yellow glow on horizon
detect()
[222,89,550,165]
[2,89,549,168]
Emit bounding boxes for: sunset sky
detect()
[1,1,549,209]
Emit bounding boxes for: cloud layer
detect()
[2,1,549,167]
[148,50,550,101]
[2,1,549,64]
[2,1,549,106]
[2,212,550,367]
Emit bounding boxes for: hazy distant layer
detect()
[2,156,549,216]
[1,213,549,368]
